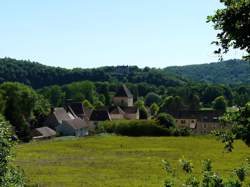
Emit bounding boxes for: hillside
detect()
[0,58,186,89]
[164,59,250,84]
[0,58,249,88]
[16,136,250,187]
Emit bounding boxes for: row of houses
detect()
[32,84,227,139]
[32,84,139,139]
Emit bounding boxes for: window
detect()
[181,120,186,124]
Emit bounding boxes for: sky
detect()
[0,1,245,68]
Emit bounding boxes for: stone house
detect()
[170,110,227,134]
[121,106,139,120]
[56,118,89,137]
[113,84,133,107]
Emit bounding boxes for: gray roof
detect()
[53,107,72,122]
[89,109,111,121]
[114,84,133,98]
[63,118,89,129]
[35,127,56,137]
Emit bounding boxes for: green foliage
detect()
[203,86,224,106]
[179,157,193,173]
[144,92,161,106]
[0,58,185,89]
[0,82,50,142]
[163,157,250,187]
[0,114,24,186]
[100,120,172,136]
[213,96,227,112]
[139,106,148,119]
[63,81,96,103]
[135,99,148,119]
[156,113,176,129]
[82,99,94,109]
[150,102,159,116]
[94,100,105,108]
[214,131,235,152]
[160,96,184,113]
[207,0,250,60]
[165,60,250,84]
[221,102,250,146]
[39,85,65,107]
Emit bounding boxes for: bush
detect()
[100,120,172,136]
[0,114,25,186]
[156,113,176,128]
[163,157,250,187]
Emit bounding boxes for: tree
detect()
[139,105,148,119]
[0,114,25,186]
[135,99,148,119]
[150,103,159,116]
[187,94,200,111]
[144,92,161,106]
[156,113,176,128]
[222,102,250,146]
[63,81,96,103]
[213,96,227,111]
[39,85,65,107]
[0,82,50,142]
[82,99,94,109]
[202,86,224,106]
[160,96,184,113]
[207,0,250,61]
[94,100,104,108]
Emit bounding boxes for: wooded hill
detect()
[0,58,249,89]
[164,59,250,85]
[0,58,186,89]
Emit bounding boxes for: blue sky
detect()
[0,1,244,68]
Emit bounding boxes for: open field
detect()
[16,135,250,187]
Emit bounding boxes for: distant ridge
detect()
[0,58,248,88]
[0,58,185,88]
[164,59,250,85]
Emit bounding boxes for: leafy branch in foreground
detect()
[162,157,250,187]
[213,101,250,152]
[0,115,24,186]
[207,0,250,61]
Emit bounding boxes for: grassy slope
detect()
[16,136,250,187]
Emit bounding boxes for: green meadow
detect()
[15,136,250,187]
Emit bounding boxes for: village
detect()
[32,84,227,140]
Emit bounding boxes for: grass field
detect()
[15,135,250,187]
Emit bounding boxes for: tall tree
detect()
[207,0,250,60]
[144,92,161,106]
[0,82,50,141]
[213,96,227,112]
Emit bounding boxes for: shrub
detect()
[162,157,250,187]
[0,114,25,186]
[100,120,172,136]
[156,113,176,128]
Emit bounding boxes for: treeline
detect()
[0,80,250,142]
[0,58,185,89]
[165,59,250,84]
[38,81,250,109]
